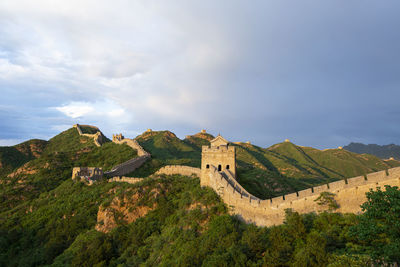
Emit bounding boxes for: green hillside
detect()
[1,126,399,266]
[0,139,48,177]
[235,141,400,199]
[0,127,137,212]
[129,130,203,177]
[128,132,399,199]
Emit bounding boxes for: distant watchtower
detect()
[113,133,124,142]
[201,135,236,187]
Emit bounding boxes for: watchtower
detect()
[113,133,124,142]
[201,135,236,187]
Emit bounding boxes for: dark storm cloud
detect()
[0,1,400,148]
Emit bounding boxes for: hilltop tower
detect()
[201,135,236,187]
[113,133,124,142]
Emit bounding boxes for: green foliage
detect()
[315,192,339,211]
[1,127,398,266]
[350,185,400,265]
[235,141,399,199]
[0,128,137,212]
[0,139,48,177]
[129,131,202,176]
[79,125,100,135]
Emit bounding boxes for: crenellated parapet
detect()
[198,134,400,227]
[203,164,400,226]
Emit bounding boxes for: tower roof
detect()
[210,135,228,147]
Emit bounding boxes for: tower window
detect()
[206,164,210,169]
[218,165,222,171]
[226,165,230,170]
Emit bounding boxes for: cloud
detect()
[56,102,94,118]
[1,1,400,148]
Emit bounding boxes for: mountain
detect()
[0,126,398,266]
[344,142,400,160]
[0,139,48,177]
[127,132,399,199]
[0,127,137,212]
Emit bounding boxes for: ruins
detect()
[72,167,103,184]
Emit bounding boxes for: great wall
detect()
[74,124,104,147]
[72,129,151,183]
[71,126,400,227]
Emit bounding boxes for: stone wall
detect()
[155,165,201,177]
[205,165,400,227]
[108,176,143,184]
[201,145,236,186]
[74,124,103,147]
[104,136,151,177]
[105,155,150,177]
[72,167,104,184]
[112,138,150,157]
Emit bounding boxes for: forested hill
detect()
[344,142,400,160]
[128,131,400,199]
[1,126,400,266]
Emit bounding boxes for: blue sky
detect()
[1,1,400,148]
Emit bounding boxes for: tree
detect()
[315,192,339,211]
[350,185,400,265]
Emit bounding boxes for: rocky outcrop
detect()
[95,186,161,233]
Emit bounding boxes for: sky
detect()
[1,1,400,149]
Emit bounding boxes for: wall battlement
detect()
[198,135,400,226]
[204,165,400,226]
[202,145,235,153]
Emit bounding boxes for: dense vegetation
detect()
[0,139,48,177]
[130,131,203,177]
[4,174,399,266]
[344,142,400,160]
[0,128,137,212]
[1,126,400,266]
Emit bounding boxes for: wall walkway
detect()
[104,138,151,177]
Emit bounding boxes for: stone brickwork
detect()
[155,165,201,177]
[108,176,143,184]
[74,124,103,147]
[205,165,400,227]
[201,135,236,187]
[72,167,103,185]
[208,166,400,226]
[200,135,400,227]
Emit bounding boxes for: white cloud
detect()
[56,102,94,118]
